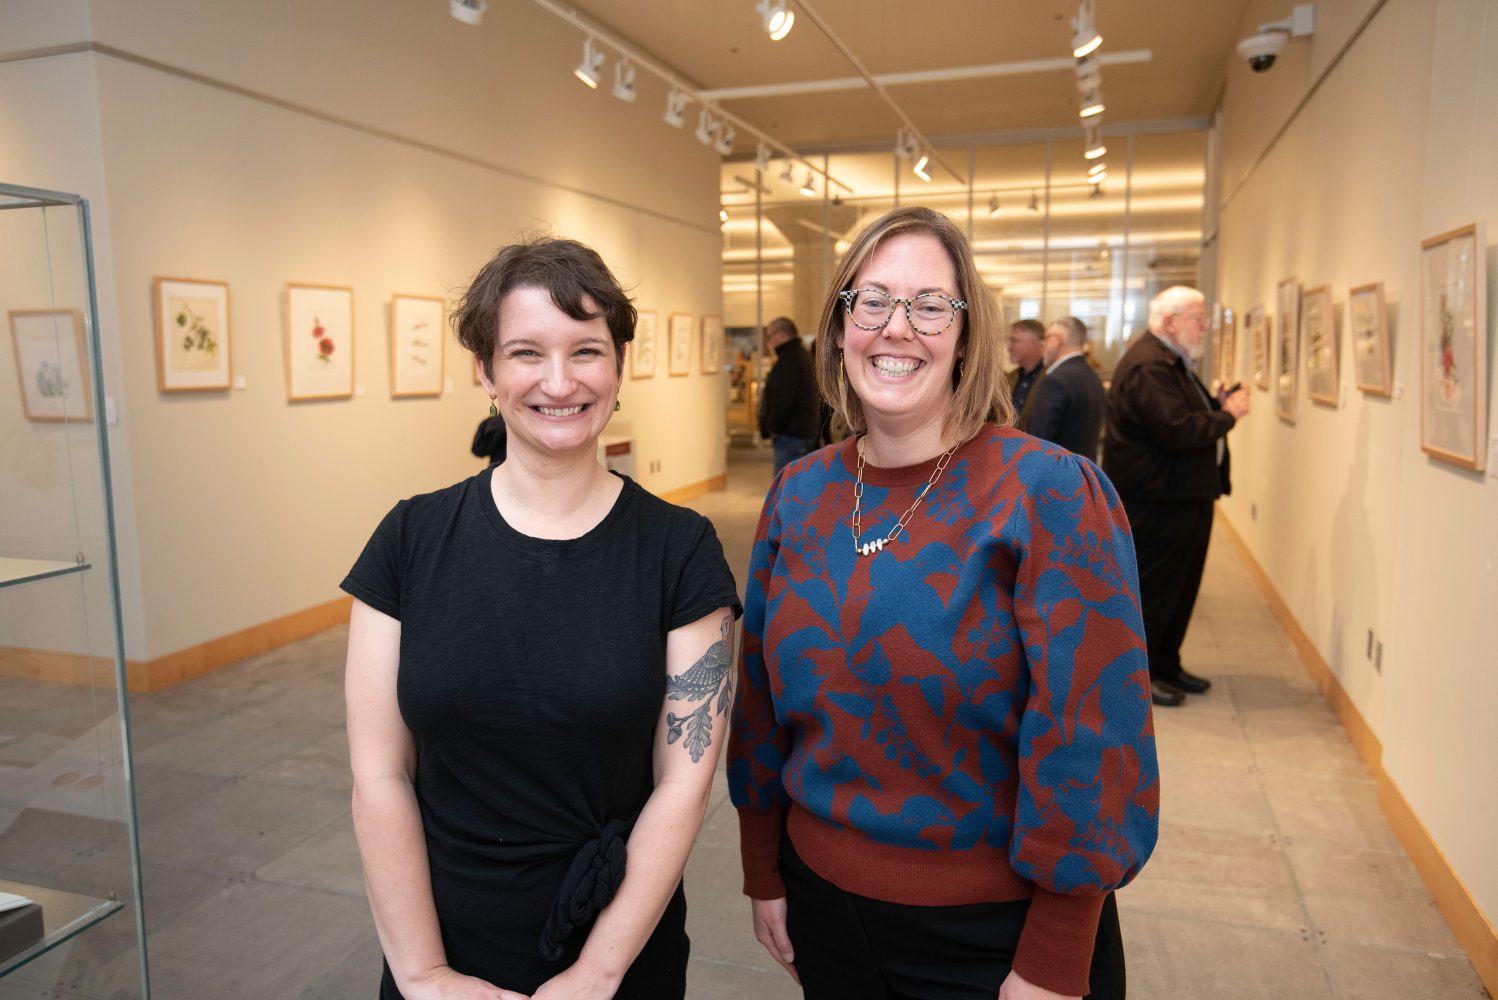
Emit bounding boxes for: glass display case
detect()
[0,183,149,997]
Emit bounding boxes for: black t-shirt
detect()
[341,466,740,995]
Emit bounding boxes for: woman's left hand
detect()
[529,964,621,1000]
[997,969,1080,1000]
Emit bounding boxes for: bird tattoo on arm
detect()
[665,614,734,763]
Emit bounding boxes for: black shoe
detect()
[1171,669,1212,694]
[1151,680,1186,707]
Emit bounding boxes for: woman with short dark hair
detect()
[344,237,740,1000]
[729,208,1158,1000]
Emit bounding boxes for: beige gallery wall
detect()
[1214,0,1498,935]
[0,0,729,663]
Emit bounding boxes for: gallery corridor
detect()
[2,453,1485,999]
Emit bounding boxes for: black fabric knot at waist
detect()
[538,817,631,961]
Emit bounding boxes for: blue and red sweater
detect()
[728,425,1159,996]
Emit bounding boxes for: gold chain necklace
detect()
[850,441,959,556]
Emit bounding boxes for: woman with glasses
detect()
[728,207,1158,1000]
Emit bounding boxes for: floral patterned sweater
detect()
[728,424,1159,997]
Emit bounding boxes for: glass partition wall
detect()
[721,129,1205,439]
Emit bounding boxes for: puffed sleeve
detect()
[1008,451,1159,996]
[339,501,407,620]
[727,470,794,899]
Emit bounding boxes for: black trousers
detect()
[782,840,1125,1000]
[1122,497,1214,682]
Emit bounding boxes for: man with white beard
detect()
[1103,286,1251,707]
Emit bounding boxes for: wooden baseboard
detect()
[0,596,353,694]
[657,474,728,505]
[1215,507,1498,997]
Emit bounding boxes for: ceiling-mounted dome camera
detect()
[1239,4,1317,74]
[1238,31,1287,72]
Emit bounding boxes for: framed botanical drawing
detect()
[668,312,692,377]
[631,310,658,379]
[1275,278,1301,424]
[1420,223,1488,470]
[1349,282,1392,396]
[700,315,724,375]
[1302,286,1338,407]
[153,277,231,392]
[1248,305,1268,391]
[390,294,445,398]
[9,309,92,422]
[1219,306,1237,386]
[284,283,355,401]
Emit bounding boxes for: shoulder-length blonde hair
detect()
[814,206,1013,445]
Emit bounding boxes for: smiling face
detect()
[480,285,620,460]
[838,232,964,442]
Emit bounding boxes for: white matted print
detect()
[631,310,658,379]
[9,309,92,422]
[1420,223,1488,470]
[1275,278,1300,424]
[1248,305,1268,391]
[1302,286,1338,407]
[668,312,693,377]
[285,284,355,401]
[700,315,724,375]
[1349,282,1392,397]
[154,277,231,392]
[391,294,445,398]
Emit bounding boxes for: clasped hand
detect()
[402,963,617,1000]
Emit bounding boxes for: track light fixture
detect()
[913,153,932,182]
[574,37,604,89]
[1090,181,1105,196]
[612,60,637,102]
[663,89,688,128]
[719,208,729,224]
[715,125,737,157]
[695,108,719,146]
[1088,161,1107,177]
[987,195,1001,218]
[1072,0,1102,58]
[1074,54,1102,94]
[754,143,772,173]
[1079,87,1104,118]
[779,161,794,185]
[1084,127,1107,159]
[799,171,818,197]
[757,0,796,41]
[450,0,486,25]
[1028,190,1040,213]
[894,128,919,162]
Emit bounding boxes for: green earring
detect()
[613,400,621,412]
[488,400,498,417]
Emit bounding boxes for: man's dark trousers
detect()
[1122,496,1213,684]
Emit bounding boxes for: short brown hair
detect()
[1009,319,1045,340]
[454,237,636,377]
[814,207,1013,443]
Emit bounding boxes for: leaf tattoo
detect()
[665,614,734,763]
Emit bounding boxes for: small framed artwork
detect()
[390,294,445,398]
[1349,282,1392,396]
[700,315,724,375]
[153,277,231,392]
[1248,305,1268,391]
[285,283,355,401]
[631,310,658,379]
[9,309,92,422]
[1275,278,1301,424]
[1419,222,1488,470]
[668,312,693,377]
[1219,306,1237,386]
[1302,286,1338,407]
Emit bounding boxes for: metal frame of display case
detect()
[0,181,150,996]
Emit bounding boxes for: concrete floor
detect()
[1,451,1487,999]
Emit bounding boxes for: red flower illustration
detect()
[312,316,325,339]
[320,338,335,356]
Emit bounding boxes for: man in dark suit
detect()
[1103,287,1251,707]
[1028,315,1107,459]
[1004,319,1046,430]
[758,316,821,473]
